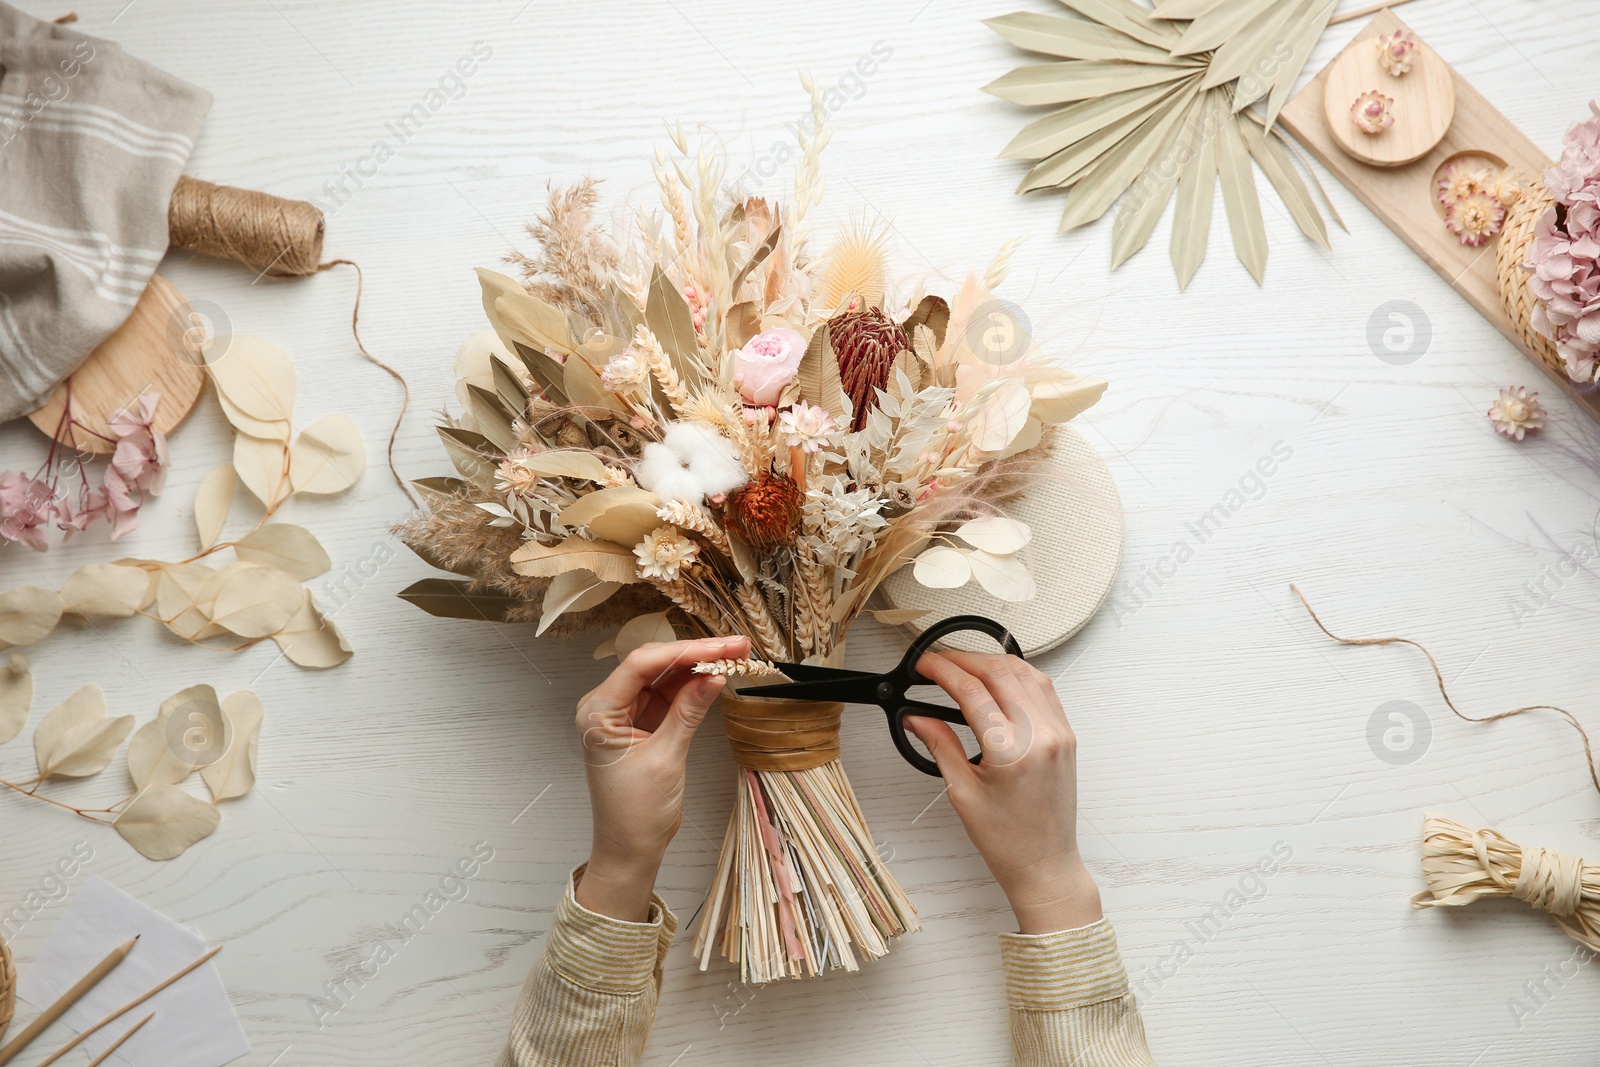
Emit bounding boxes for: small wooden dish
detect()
[1322,28,1454,166]
[26,274,206,453]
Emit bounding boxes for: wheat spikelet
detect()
[656,500,730,552]
[792,555,833,658]
[660,576,726,631]
[693,657,782,677]
[635,326,691,416]
[736,581,788,661]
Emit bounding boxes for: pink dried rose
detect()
[732,328,806,407]
[1351,90,1394,134]
[1444,191,1505,247]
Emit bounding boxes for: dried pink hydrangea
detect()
[1525,102,1600,381]
[1445,191,1505,247]
[1487,386,1545,440]
[1351,90,1395,134]
[1377,32,1418,76]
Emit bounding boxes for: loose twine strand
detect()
[1289,583,1600,797]
[168,177,416,505]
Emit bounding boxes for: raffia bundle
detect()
[1412,814,1600,952]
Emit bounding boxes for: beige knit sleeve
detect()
[497,867,678,1067]
[999,919,1157,1066]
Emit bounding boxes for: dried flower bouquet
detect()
[398,83,1106,981]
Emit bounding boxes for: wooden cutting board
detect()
[26,274,206,453]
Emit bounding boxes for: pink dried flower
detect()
[1544,102,1600,207]
[1437,162,1491,206]
[731,328,806,407]
[778,401,836,454]
[1444,191,1505,247]
[0,472,56,552]
[1351,90,1394,134]
[101,390,166,540]
[1377,32,1418,76]
[633,525,698,581]
[1488,386,1545,440]
[1526,205,1600,381]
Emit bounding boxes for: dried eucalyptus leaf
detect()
[0,652,31,745]
[194,464,236,551]
[59,563,147,619]
[233,433,291,508]
[128,684,227,789]
[203,690,264,800]
[913,546,972,589]
[967,549,1038,602]
[870,608,931,626]
[216,388,292,441]
[154,562,223,642]
[206,564,304,638]
[233,523,331,581]
[205,335,296,422]
[273,592,352,669]
[0,586,63,647]
[34,684,133,779]
[289,414,366,496]
[114,784,221,860]
[953,516,1033,554]
[614,611,677,660]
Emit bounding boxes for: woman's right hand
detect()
[904,650,1103,935]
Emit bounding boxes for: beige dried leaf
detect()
[912,546,972,589]
[557,487,665,550]
[967,549,1037,602]
[233,523,331,581]
[34,684,134,779]
[205,564,304,639]
[869,608,931,626]
[0,652,31,745]
[520,450,615,483]
[537,570,622,636]
[203,690,264,801]
[289,414,366,496]
[953,516,1033,554]
[127,684,227,790]
[272,592,352,669]
[154,562,224,642]
[60,563,148,619]
[234,433,291,508]
[216,388,292,441]
[195,464,236,550]
[114,783,221,861]
[614,611,677,660]
[509,536,640,584]
[968,378,1033,453]
[205,335,296,422]
[0,586,63,647]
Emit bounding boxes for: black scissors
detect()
[741,615,1025,778]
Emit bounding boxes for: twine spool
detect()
[720,694,843,772]
[1494,179,1564,381]
[168,175,326,277]
[0,928,14,1042]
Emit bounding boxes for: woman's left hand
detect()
[572,635,749,921]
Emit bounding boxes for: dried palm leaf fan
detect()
[396,85,1111,982]
[984,0,1412,285]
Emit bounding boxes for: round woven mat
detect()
[1495,180,1563,381]
[0,928,15,1042]
[881,424,1123,657]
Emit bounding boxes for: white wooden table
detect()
[4,1,1600,1063]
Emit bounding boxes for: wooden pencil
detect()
[0,937,138,1067]
[35,945,221,1067]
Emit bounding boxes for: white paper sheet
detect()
[17,876,249,1067]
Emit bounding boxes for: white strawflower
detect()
[634,525,699,580]
[601,352,650,392]
[779,401,838,453]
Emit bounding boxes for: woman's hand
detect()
[572,635,749,921]
[904,650,1103,935]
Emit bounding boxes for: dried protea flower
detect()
[831,307,909,431]
[1488,386,1545,440]
[1351,90,1395,134]
[724,470,803,551]
[1445,191,1505,246]
[1376,31,1418,76]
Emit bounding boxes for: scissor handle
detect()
[890,616,1026,778]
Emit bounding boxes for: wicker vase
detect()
[1495,179,1565,380]
[0,929,15,1043]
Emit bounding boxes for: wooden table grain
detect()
[3,1,1599,1063]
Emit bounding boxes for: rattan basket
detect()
[0,928,15,1042]
[1495,179,1565,381]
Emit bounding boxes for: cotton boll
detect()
[634,441,704,502]
[663,423,748,499]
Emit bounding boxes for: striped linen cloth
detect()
[500,869,1156,1066]
[0,2,209,421]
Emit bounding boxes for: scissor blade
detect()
[763,662,877,684]
[741,672,884,704]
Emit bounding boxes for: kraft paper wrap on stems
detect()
[1412,813,1600,952]
[693,686,918,983]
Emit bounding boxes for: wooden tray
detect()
[1278,12,1597,420]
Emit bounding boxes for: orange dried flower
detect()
[724,470,803,551]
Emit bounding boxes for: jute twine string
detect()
[167,177,415,505]
[1412,814,1600,951]
[720,693,843,772]
[1290,584,1600,798]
